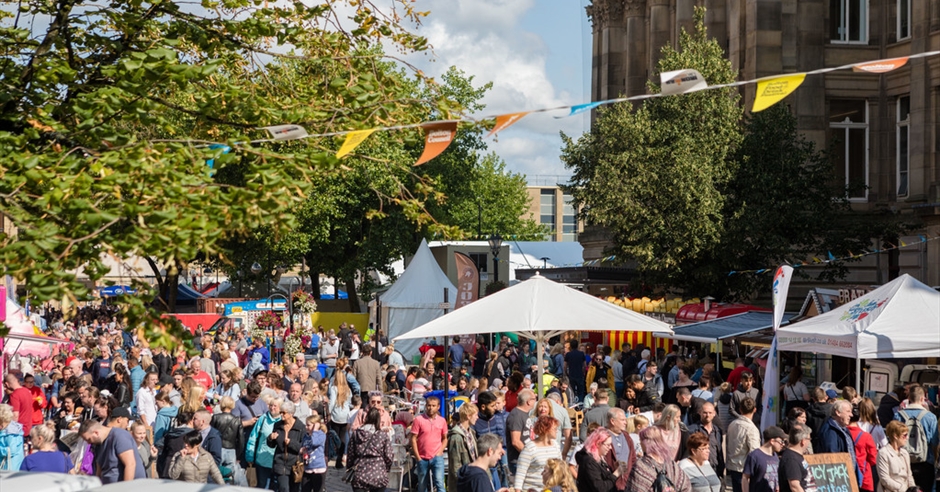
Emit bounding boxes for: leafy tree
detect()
[0,0,452,341]
[562,7,742,277]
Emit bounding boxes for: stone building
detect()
[583,0,940,288]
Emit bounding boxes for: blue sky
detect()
[399,0,594,182]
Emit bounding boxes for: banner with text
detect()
[414,122,458,166]
[454,252,480,309]
[761,264,793,430]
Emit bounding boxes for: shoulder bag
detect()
[245,404,259,487]
[289,426,304,483]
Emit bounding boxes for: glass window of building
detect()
[562,194,578,242]
[896,96,910,197]
[540,189,556,239]
[830,0,868,43]
[897,0,911,40]
[829,99,868,200]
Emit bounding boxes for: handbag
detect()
[288,431,304,483]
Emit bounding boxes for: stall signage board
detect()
[804,453,859,492]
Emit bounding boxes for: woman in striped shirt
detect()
[514,414,562,491]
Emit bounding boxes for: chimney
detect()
[703,296,715,312]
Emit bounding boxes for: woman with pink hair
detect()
[627,425,693,492]
[574,428,620,492]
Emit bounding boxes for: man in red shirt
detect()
[189,358,214,391]
[3,373,33,435]
[23,374,47,427]
[410,396,447,492]
[727,358,749,390]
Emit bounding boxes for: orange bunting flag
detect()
[752,74,806,112]
[853,57,908,73]
[336,129,376,158]
[414,122,458,166]
[485,112,530,139]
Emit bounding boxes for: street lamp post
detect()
[488,233,503,283]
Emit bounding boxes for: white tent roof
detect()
[381,239,457,308]
[776,274,940,359]
[394,273,671,341]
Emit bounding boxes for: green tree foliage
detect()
[0,0,456,342]
[563,7,910,300]
[563,7,742,275]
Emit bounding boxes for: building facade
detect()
[525,185,584,242]
[585,0,940,287]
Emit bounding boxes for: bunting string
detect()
[197,51,939,167]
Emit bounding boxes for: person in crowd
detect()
[247,396,283,490]
[457,433,509,492]
[679,431,722,492]
[300,414,327,492]
[268,400,305,492]
[507,388,534,473]
[108,406,133,430]
[817,400,863,486]
[328,359,353,469]
[3,374,33,436]
[211,395,247,485]
[878,384,908,428]
[848,405,878,492]
[688,401,724,478]
[168,429,225,484]
[742,426,787,492]
[564,339,587,400]
[472,390,509,488]
[805,387,832,437]
[232,381,268,444]
[586,352,615,396]
[108,363,133,408]
[677,386,707,428]
[624,374,661,414]
[715,382,734,432]
[692,375,714,403]
[79,418,147,484]
[287,383,312,422]
[131,421,158,478]
[347,407,394,492]
[350,391,392,433]
[783,367,810,415]
[858,398,888,449]
[730,372,761,426]
[727,396,762,492]
[22,374,47,429]
[876,420,916,492]
[214,368,242,403]
[135,371,159,427]
[447,402,479,491]
[410,395,447,492]
[514,415,562,491]
[351,344,383,399]
[656,403,687,460]
[894,385,938,492]
[583,389,612,442]
[542,457,578,492]
[192,409,223,466]
[152,389,178,446]
[20,423,72,473]
[545,392,574,457]
[575,428,620,492]
[779,424,817,492]
[641,360,665,398]
[157,410,195,476]
[54,391,83,433]
[671,366,698,404]
[628,425,693,492]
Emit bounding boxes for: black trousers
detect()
[301,472,324,492]
[331,421,348,466]
[910,462,934,492]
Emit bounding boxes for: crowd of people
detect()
[1,315,939,492]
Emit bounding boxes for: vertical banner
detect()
[414,122,458,166]
[453,252,480,309]
[762,265,794,430]
[0,286,5,322]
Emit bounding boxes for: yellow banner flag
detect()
[485,112,530,139]
[336,129,377,158]
[752,73,806,112]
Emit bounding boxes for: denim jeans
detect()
[415,455,445,492]
[255,465,276,491]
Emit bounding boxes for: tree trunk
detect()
[145,257,167,310]
[345,278,360,313]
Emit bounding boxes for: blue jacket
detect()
[248,346,270,370]
[0,423,25,471]
[153,405,179,446]
[816,418,862,486]
[895,405,939,463]
[246,411,280,468]
[202,427,223,466]
[301,430,327,471]
[472,410,509,447]
[129,365,145,411]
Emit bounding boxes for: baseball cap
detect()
[111,407,132,419]
[825,389,838,399]
[763,425,787,442]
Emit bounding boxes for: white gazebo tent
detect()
[380,239,458,359]
[394,273,672,397]
[776,274,940,389]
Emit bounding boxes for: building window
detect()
[540,189,556,240]
[829,99,869,200]
[896,96,910,197]
[562,194,578,242]
[468,252,488,273]
[830,0,868,43]
[897,0,911,40]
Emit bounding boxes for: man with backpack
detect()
[894,384,938,492]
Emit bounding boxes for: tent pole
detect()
[536,333,545,398]
[856,357,862,393]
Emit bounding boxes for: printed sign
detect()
[414,122,458,166]
[753,74,806,112]
[660,69,708,96]
[853,57,909,73]
[263,124,309,141]
[454,252,480,309]
[805,453,859,492]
